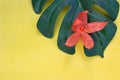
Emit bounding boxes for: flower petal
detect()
[65,31,80,47]
[81,32,94,49]
[72,19,83,32]
[72,10,88,32]
[84,22,108,33]
[77,10,88,26]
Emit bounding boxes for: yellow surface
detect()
[0,0,120,80]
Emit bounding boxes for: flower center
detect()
[77,27,84,33]
[79,27,84,31]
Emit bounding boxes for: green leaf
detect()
[32,0,47,14]
[84,11,117,57]
[57,1,83,54]
[37,0,69,38]
[32,0,119,57]
[79,0,119,21]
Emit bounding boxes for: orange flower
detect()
[65,10,108,49]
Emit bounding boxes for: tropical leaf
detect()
[84,11,117,57]
[32,0,119,57]
[79,0,119,21]
[32,0,47,14]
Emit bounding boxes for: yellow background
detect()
[0,0,120,80]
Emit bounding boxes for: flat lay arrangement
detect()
[1,0,120,80]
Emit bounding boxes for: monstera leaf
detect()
[32,0,119,57]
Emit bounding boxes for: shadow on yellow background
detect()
[0,0,120,80]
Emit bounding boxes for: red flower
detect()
[65,10,108,49]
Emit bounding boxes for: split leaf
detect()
[32,0,119,57]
